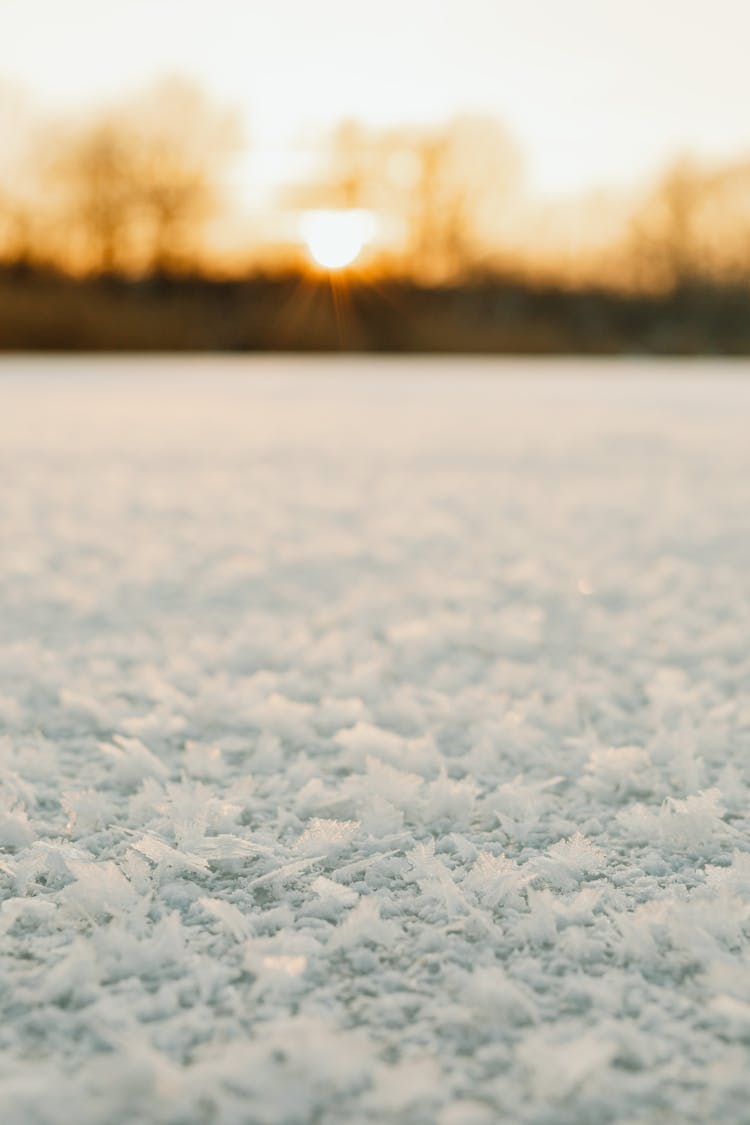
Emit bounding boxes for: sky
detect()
[3,0,750,198]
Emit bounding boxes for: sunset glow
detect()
[4,1,750,292]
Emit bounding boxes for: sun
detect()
[301,209,375,270]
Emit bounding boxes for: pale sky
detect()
[3,0,750,197]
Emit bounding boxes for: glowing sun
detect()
[302,209,375,270]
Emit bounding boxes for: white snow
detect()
[1,355,750,1123]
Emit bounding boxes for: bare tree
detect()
[124,78,241,274]
[311,114,522,280]
[0,82,45,267]
[708,160,750,285]
[51,119,137,272]
[406,116,523,279]
[325,120,377,209]
[626,158,715,291]
[47,79,240,275]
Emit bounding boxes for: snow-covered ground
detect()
[2,356,750,1124]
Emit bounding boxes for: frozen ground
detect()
[1,356,750,1124]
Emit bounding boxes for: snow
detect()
[1,355,750,1123]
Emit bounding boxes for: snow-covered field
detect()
[2,356,750,1124]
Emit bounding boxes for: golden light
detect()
[301,209,375,270]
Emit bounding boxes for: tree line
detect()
[0,78,239,275]
[3,77,750,292]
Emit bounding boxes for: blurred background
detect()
[3,0,750,352]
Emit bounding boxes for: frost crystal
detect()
[2,362,749,1123]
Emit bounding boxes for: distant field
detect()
[2,357,750,1124]
[4,272,750,353]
